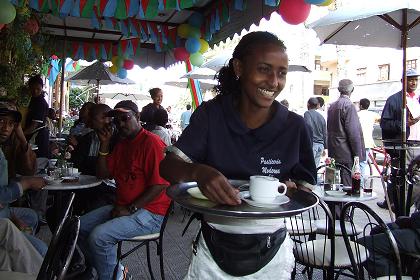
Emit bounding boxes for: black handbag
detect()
[201,221,286,277]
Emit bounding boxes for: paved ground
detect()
[37,180,394,280]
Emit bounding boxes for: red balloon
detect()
[279,0,311,25]
[24,18,39,35]
[123,59,134,70]
[174,47,189,61]
[0,24,4,30]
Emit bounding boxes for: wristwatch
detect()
[128,204,138,214]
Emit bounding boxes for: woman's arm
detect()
[160,152,240,205]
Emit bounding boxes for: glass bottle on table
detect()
[351,156,361,195]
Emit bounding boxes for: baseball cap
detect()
[0,101,22,122]
[338,79,354,93]
[107,100,139,117]
[407,69,419,78]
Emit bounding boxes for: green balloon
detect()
[190,52,204,66]
[0,0,16,24]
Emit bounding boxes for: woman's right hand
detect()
[195,164,241,206]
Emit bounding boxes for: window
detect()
[408,59,417,70]
[315,59,322,71]
[356,67,367,84]
[378,64,390,81]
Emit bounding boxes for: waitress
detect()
[160,31,316,279]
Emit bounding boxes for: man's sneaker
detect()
[376,200,388,209]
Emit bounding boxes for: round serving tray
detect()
[166,180,319,218]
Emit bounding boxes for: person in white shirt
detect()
[358,98,381,184]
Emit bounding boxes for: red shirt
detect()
[107,129,171,216]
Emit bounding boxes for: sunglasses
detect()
[113,113,133,124]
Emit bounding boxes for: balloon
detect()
[185,37,200,54]
[199,39,209,54]
[305,0,325,4]
[0,0,16,24]
[177,24,190,39]
[279,0,311,25]
[318,0,333,6]
[112,56,123,68]
[123,59,134,70]
[24,18,39,35]
[173,47,189,61]
[0,23,4,30]
[117,68,127,79]
[109,65,118,74]
[188,26,201,39]
[189,52,204,66]
[188,12,204,28]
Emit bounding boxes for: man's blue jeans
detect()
[312,143,324,168]
[78,205,164,280]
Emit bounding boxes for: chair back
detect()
[159,201,174,242]
[54,192,75,237]
[288,198,335,277]
[37,216,80,280]
[340,202,402,280]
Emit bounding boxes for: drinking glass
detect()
[363,176,374,195]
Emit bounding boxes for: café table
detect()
[167,180,319,218]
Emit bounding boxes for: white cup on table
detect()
[249,175,287,203]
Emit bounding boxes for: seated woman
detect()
[160,31,316,279]
[151,108,172,146]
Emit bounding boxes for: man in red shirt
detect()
[78,100,171,280]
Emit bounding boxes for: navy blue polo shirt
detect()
[174,94,316,185]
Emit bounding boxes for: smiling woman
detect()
[160,31,316,280]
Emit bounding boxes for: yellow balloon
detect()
[109,65,118,74]
[199,39,209,54]
[318,0,333,6]
[177,24,190,39]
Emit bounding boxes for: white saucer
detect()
[187,187,208,200]
[325,190,347,197]
[240,191,290,208]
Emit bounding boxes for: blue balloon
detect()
[117,68,127,79]
[188,12,204,28]
[305,0,325,4]
[185,37,201,54]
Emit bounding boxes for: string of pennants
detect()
[9,0,281,42]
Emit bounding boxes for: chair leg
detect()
[146,242,155,280]
[113,242,122,280]
[158,241,165,280]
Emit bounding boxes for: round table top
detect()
[313,185,377,203]
[166,180,319,218]
[43,175,102,191]
[0,271,35,280]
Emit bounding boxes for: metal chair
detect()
[36,216,80,280]
[289,199,358,280]
[340,201,413,280]
[114,202,174,280]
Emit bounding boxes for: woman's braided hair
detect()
[214,31,286,97]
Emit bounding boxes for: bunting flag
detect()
[48,58,61,87]
[185,60,203,110]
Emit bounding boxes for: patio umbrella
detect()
[164,79,217,92]
[308,0,420,217]
[66,61,135,97]
[100,92,151,101]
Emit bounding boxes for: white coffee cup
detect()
[249,175,287,203]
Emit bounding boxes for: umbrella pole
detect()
[96,79,100,103]
[58,38,67,137]
[399,9,408,217]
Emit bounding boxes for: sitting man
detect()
[78,100,171,280]
[0,218,43,275]
[0,101,47,255]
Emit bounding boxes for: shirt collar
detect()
[222,94,288,140]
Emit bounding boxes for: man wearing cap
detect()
[0,100,47,255]
[378,69,420,209]
[78,100,171,280]
[327,79,365,186]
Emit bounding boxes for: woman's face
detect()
[152,91,163,106]
[235,43,288,109]
[29,83,43,97]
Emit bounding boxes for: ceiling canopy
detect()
[13,0,280,68]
